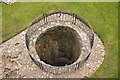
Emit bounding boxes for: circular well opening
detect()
[35,26,82,66]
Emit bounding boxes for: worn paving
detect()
[0,29,105,78]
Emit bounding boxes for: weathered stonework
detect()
[0,11,105,78]
[0,31,105,78]
[26,12,94,74]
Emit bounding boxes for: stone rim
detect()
[25,11,95,74]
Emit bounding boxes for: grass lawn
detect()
[2,2,118,78]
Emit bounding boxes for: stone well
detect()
[25,11,95,74]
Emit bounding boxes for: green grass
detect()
[2,2,118,78]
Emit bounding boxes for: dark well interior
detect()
[35,26,82,66]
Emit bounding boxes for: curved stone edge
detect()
[27,21,92,74]
[68,33,105,78]
[25,12,94,74]
[0,29,105,78]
